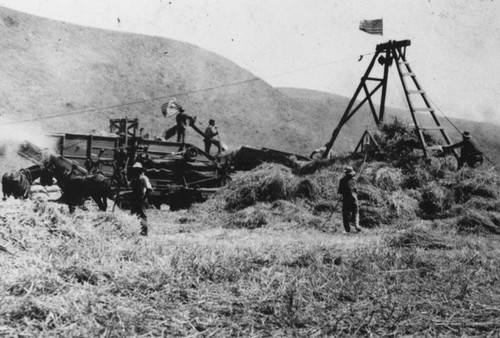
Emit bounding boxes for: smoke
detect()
[0,117,57,162]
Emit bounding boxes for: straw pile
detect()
[386,228,455,250]
[457,210,500,235]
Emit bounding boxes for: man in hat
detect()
[129,162,153,236]
[175,105,195,149]
[442,131,484,169]
[204,119,222,154]
[338,166,361,233]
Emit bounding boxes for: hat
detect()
[463,131,471,139]
[209,119,215,124]
[344,166,356,175]
[132,162,143,169]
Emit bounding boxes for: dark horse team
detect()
[42,155,113,213]
[2,164,49,200]
[2,156,113,213]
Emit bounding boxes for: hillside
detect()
[0,5,498,175]
[0,6,322,160]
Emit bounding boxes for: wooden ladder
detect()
[324,40,459,160]
[392,48,458,158]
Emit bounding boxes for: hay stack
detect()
[357,184,385,206]
[418,182,452,219]
[289,178,318,200]
[457,210,500,235]
[371,165,402,191]
[223,164,292,211]
[226,207,267,229]
[453,181,498,204]
[359,205,388,228]
[387,190,418,222]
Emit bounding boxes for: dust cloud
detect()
[0,117,57,171]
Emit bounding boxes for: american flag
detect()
[161,100,183,117]
[359,19,383,35]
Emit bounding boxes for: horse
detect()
[44,160,113,213]
[2,164,50,200]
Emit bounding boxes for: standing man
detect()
[442,131,484,169]
[129,162,153,236]
[338,166,362,233]
[175,105,195,149]
[204,119,222,154]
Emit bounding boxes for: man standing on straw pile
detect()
[338,166,362,233]
[442,131,484,169]
[129,162,153,236]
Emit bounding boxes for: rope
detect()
[426,96,462,134]
[425,91,496,166]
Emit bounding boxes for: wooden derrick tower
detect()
[323,39,458,159]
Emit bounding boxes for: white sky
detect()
[1,0,499,124]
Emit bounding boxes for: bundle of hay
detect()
[387,190,419,222]
[359,205,389,228]
[453,180,499,204]
[223,164,292,211]
[417,182,453,219]
[307,165,344,200]
[225,207,267,229]
[357,184,385,206]
[456,210,500,235]
[463,197,500,213]
[288,177,318,200]
[402,162,435,189]
[371,165,403,191]
[386,228,454,250]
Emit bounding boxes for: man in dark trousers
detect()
[442,131,484,169]
[175,105,194,148]
[204,119,222,154]
[129,162,153,236]
[338,166,362,233]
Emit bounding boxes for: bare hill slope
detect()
[0,6,329,156]
[0,6,498,169]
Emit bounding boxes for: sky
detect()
[0,0,499,125]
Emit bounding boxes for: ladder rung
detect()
[366,77,383,81]
[401,72,415,76]
[426,146,443,151]
[418,127,444,131]
[408,90,425,94]
[413,107,435,112]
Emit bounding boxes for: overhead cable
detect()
[0,51,374,127]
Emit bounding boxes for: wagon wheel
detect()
[183,147,198,162]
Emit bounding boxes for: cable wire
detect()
[0,51,375,127]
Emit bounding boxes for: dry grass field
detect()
[1,6,500,337]
[2,122,500,337]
